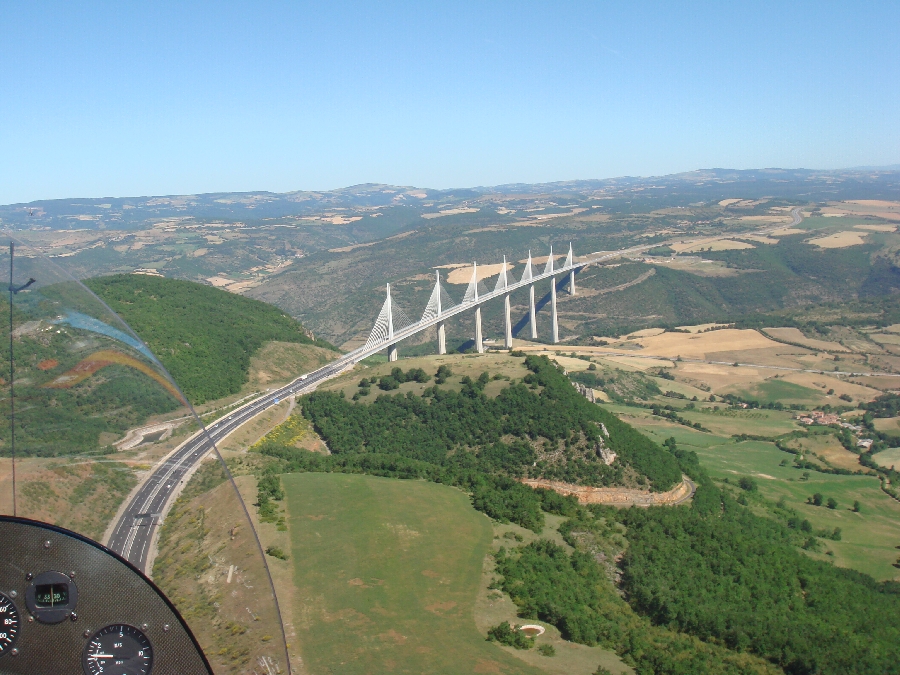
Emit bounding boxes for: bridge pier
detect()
[437,321,446,355]
[475,306,484,353]
[529,283,537,339]
[361,246,584,361]
[504,292,512,349]
[551,276,559,344]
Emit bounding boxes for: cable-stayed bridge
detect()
[349,242,582,363]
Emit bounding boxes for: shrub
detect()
[738,477,758,492]
[378,376,400,391]
[264,546,288,560]
[486,622,533,649]
[537,644,556,656]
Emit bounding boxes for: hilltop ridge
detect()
[3,167,899,231]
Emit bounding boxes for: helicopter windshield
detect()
[0,235,289,674]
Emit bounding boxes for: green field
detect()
[605,405,900,580]
[874,447,900,469]
[724,379,827,406]
[284,473,548,675]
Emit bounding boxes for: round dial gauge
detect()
[0,592,20,657]
[83,624,153,675]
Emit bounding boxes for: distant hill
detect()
[3,168,899,231]
[9,167,900,352]
[86,274,335,403]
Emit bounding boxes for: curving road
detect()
[106,360,347,571]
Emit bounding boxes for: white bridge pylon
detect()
[360,243,581,361]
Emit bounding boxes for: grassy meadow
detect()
[284,473,550,675]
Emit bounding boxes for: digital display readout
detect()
[34,583,69,608]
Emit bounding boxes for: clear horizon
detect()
[2,1,898,204]
[6,164,900,207]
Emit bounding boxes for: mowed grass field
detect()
[284,473,547,675]
[607,405,900,581]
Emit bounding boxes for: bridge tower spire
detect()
[435,270,446,355]
[502,255,513,349]
[548,246,559,344]
[386,283,398,361]
[473,262,484,353]
[566,242,576,296]
[523,251,537,339]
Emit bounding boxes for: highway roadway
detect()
[106,360,347,572]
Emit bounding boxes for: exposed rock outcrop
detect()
[521,476,693,506]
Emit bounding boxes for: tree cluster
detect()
[485,622,534,650]
[87,274,330,403]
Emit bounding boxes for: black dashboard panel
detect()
[0,517,212,675]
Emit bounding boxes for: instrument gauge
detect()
[0,592,20,657]
[83,624,153,675]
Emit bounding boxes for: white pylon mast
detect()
[386,283,394,340]
[543,245,554,275]
[436,269,442,317]
[436,269,447,355]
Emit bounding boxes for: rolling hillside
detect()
[87,274,336,403]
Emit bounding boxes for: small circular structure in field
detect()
[518,624,545,637]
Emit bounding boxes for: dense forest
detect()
[490,437,900,675]
[611,486,900,674]
[0,274,333,455]
[87,274,332,402]
[493,539,780,675]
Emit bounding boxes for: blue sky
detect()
[1,1,898,203]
